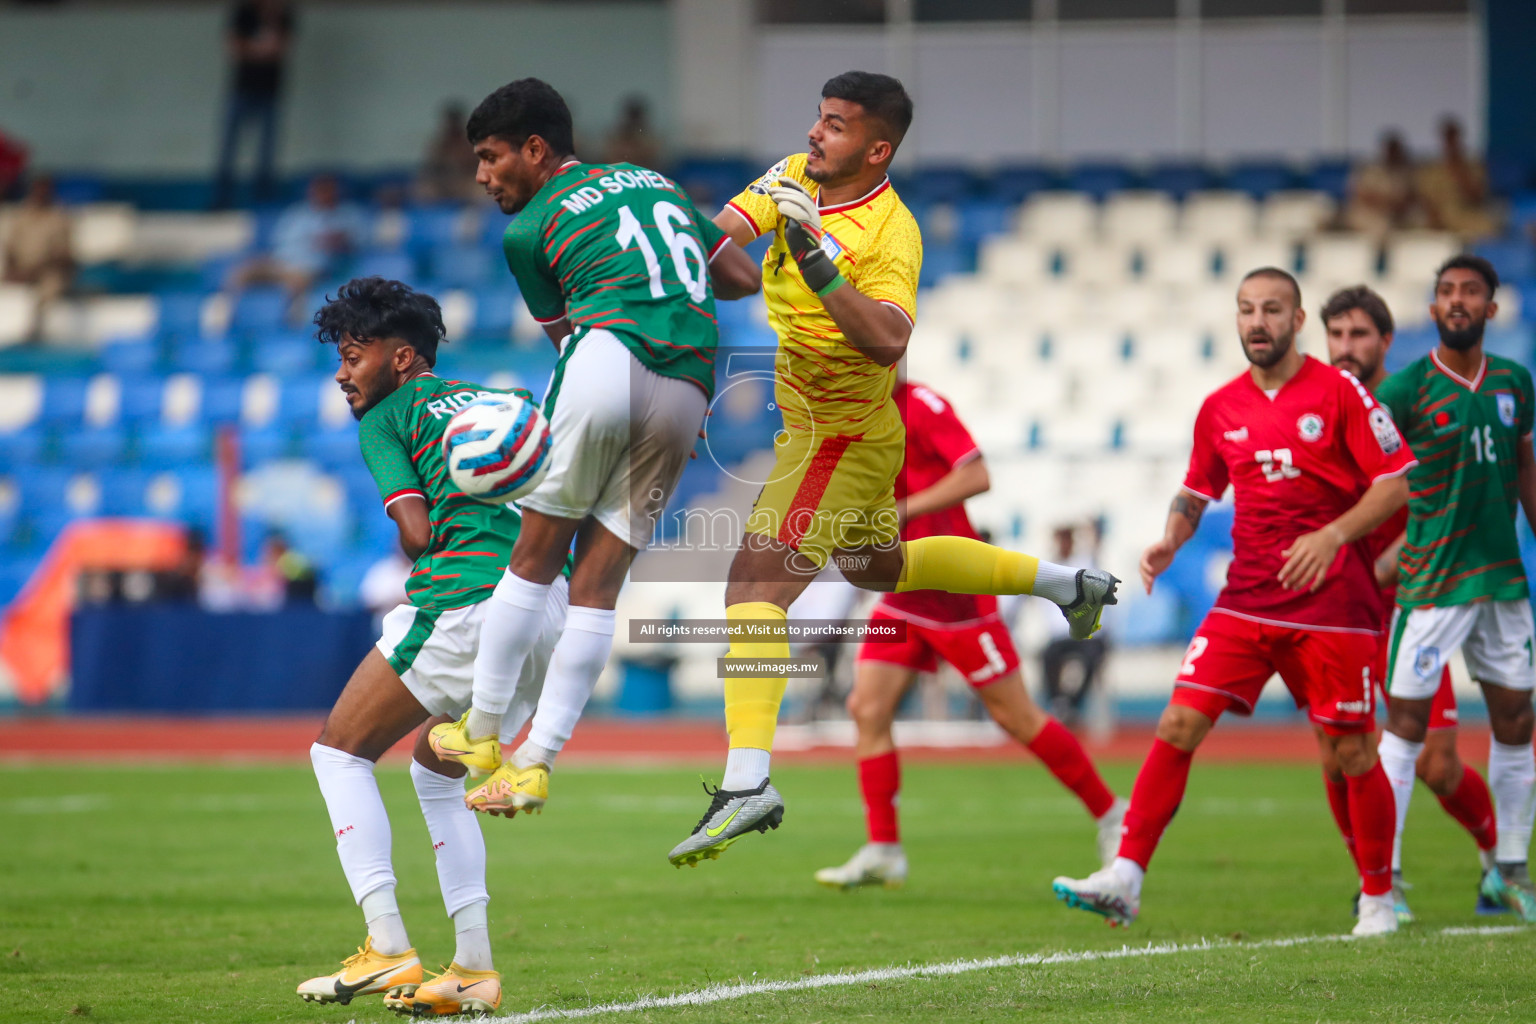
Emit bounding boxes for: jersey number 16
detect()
[616,201,709,304]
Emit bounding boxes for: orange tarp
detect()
[0,519,186,704]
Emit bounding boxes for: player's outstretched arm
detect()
[387,495,432,561]
[1142,490,1207,594]
[714,209,760,248]
[901,455,989,526]
[708,240,762,301]
[1374,530,1405,589]
[1278,473,1408,592]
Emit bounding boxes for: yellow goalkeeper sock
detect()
[723,602,789,753]
[894,536,1079,604]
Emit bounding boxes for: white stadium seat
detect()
[1304,234,1379,283]
[0,284,35,347]
[1101,191,1178,247]
[70,204,137,265]
[1385,232,1461,288]
[1141,238,1218,288]
[0,375,42,431]
[1219,238,1296,281]
[1017,192,1097,246]
[1257,190,1335,241]
[978,237,1054,285]
[1059,240,1135,286]
[1181,191,1258,246]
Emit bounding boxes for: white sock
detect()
[1377,731,1423,873]
[1111,856,1145,899]
[359,885,411,955]
[1489,739,1536,865]
[524,605,616,762]
[1481,847,1498,873]
[310,743,404,947]
[1032,561,1082,606]
[452,900,493,972]
[471,571,554,725]
[410,759,488,918]
[722,747,771,791]
[514,739,560,769]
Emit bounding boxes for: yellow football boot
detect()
[427,713,501,778]
[296,938,421,1005]
[464,760,549,817]
[384,963,501,1016]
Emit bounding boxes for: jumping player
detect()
[1321,284,1500,920]
[814,379,1126,890]
[427,79,761,809]
[1051,268,1414,937]
[299,278,568,1016]
[667,71,1117,867]
[1375,255,1536,921]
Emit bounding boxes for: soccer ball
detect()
[442,394,552,504]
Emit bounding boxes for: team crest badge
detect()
[1368,407,1402,454]
[1414,645,1440,680]
[1297,413,1325,442]
[1497,393,1517,428]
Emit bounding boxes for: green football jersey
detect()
[501,161,727,405]
[358,375,531,611]
[1377,352,1535,608]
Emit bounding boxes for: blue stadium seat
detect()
[170,336,239,375]
[1306,159,1351,201]
[39,378,90,426]
[905,165,978,204]
[302,427,361,471]
[151,465,220,528]
[0,429,46,470]
[230,288,291,334]
[430,245,498,290]
[155,292,206,339]
[1487,155,1531,199]
[956,200,1014,244]
[919,242,971,288]
[1472,239,1535,284]
[1146,162,1212,199]
[241,424,294,464]
[251,332,320,375]
[1067,163,1136,200]
[988,165,1056,204]
[0,555,37,607]
[18,469,73,523]
[277,375,325,426]
[99,337,161,375]
[1225,161,1295,197]
[116,376,165,424]
[471,286,520,334]
[198,376,245,424]
[139,423,213,467]
[406,206,465,252]
[97,469,150,516]
[60,426,128,468]
[351,249,418,284]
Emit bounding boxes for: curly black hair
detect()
[1435,253,1500,295]
[313,277,447,367]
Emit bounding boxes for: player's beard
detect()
[1241,328,1294,369]
[1435,311,1485,352]
[345,375,394,421]
[1331,353,1379,383]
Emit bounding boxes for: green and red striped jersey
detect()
[358,374,529,611]
[1376,351,1536,609]
[501,160,727,404]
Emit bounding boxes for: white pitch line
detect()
[489,925,1525,1023]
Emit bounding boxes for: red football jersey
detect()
[1181,355,1416,632]
[881,381,995,625]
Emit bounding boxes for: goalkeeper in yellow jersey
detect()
[667,71,1120,867]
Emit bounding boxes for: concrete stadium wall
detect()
[0,1,673,175]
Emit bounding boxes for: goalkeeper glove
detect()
[768,177,844,297]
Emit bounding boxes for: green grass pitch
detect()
[2,757,1532,1023]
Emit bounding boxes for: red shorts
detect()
[1171,611,1378,736]
[856,607,1020,688]
[1372,643,1458,729]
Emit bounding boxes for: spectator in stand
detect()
[214,0,295,208]
[414,102,481,204]
[1344,131,1422,240]
[0,126,26,200]
[1417,117,1499,241]
[602,95,663,172]
[226,173,366,321]
[156,528,210,603]
[248,533,318,608]
[1,176,74,342]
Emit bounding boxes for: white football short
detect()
[376,576,569,741]
[1387,599,1536,700]
[520,328,708,550]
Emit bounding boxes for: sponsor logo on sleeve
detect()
[819,230,844,261]
[1368,406,1402,454]
[1297,413,1325,442]
[1497,392,1516,428]
[747,158,791,196]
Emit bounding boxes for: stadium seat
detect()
[471,285,520,335]
[430,245,498,290]
[116,375,165,424]
[1146,162,1212,200]
[230,288,291,334]
[978,238,1052,285]
[240,423,294,464]
[251,332,321,375]
[99,337,160,375]
[277,374,327,427]
[1059,242,1134,286]
[1141,239,1218,288]
[1218,238,1298,279]
[1257,191,1335,241]
[1067,163,1136,200]
[1180,191,1259,246]
[1017,193,1097,247]
[1306,159,1353,201]
[1473,239,1536,284]
[169,335,239,375]
[987,164,1056,204]
[1101,192,1177,247]
[139,423,212,467]
[1302,234,1379,282]
[1385,232,1461,288]
[60,425,128,468]
[0,284,35,347]
[351,249,417,284]
[406,205,468,252]
[96,469,150,516]
[956,200,1015,245]
[1225,161,1294,197]
[302,426,361,471]
[0,428,45,471]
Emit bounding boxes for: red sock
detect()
[859,751,900,844]
[1437,765,1498,852]
[1323,773,1357,867]
[1117,738,1194,870]
[1025,718,1116,819]
[1346,762,1396,897]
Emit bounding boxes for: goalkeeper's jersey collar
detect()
[817,176,891,215]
